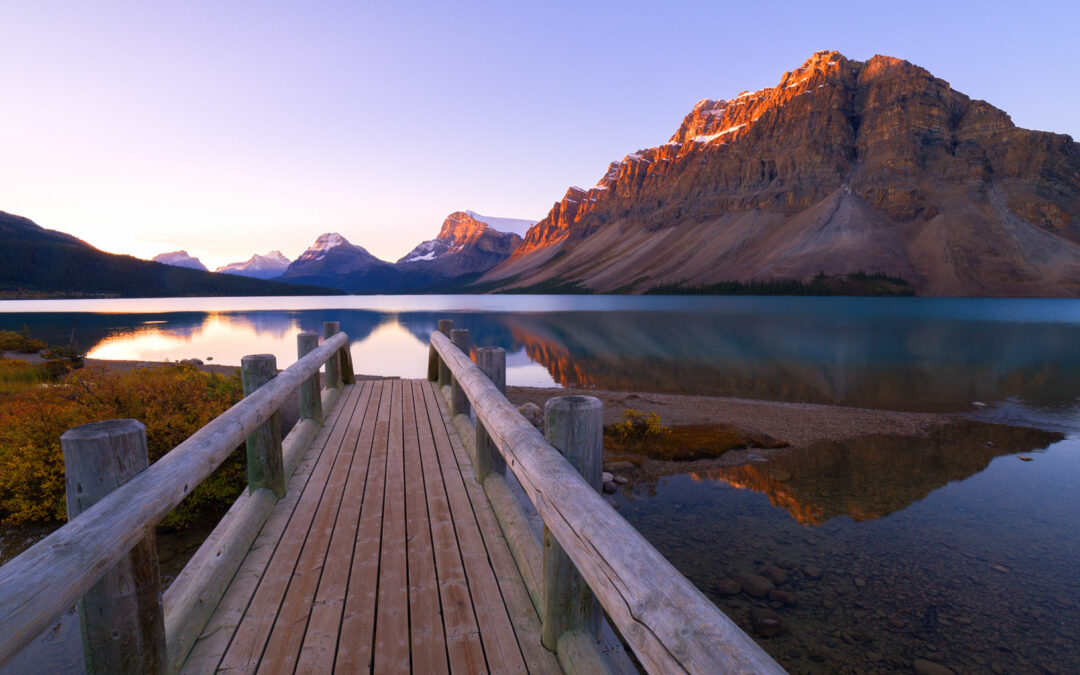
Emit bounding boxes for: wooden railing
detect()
[429,322,784,674]
[0,323,355,673]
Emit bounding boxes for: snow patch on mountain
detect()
[464,211,537,237]
[152,250,208,271]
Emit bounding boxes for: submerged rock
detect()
[913,658,955,675]
[759,564,789,585]
[715,578,742,595]
[750,608,787,637]
[736,572,774,597]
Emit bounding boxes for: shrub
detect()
[0,328,46,353]
[0,363,245,528]
[610,409,670,443]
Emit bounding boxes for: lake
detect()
[1,295,1078,672]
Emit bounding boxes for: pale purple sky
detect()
[2,1,1076,269]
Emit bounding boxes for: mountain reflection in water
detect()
[689,422,1063,525]
[6,297,1080,418]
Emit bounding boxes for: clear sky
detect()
[2,0,1077,270]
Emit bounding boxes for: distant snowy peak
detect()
[297,233,351,262]
[398,238,450,264]
[152,250,207,271]
[217,250,292,279]
[463,210,537,237]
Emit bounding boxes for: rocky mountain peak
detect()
[490,50,1080,296]
[152,250,208,271]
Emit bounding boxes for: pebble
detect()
[1018,456,1033,461]
[804,565,823,579]
[602,481,617,494]
[750,608,787,637]
[768,589,797,606]
[613,475,629,484]
[854,577,866,588]
[972,401,988,407]
[602,471,614,483]
[759,564,789,585]
[913,659,955,675]
[735,572,774,598]
[516,403,542,428]
[715,578,742,595]
[991,564,1010,573]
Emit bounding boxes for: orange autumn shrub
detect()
[0,363,245,528]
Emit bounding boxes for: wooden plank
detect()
[434,384,561,675]
[254,380,376,673]
[374,380,410,672]
[217,383,366,673]
[0,334,351,668]
[430,331,784,674]
[403,381,449,673]
[335,381,393,671]
[424,382,528,675]
[293,376,383,673]
[179,383,360,674]
[413,381,486,674]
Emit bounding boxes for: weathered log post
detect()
[241,355,286,498]
[450,328,471,417]
[323,322,342,390]
[541,396,603,651]
[61,420,166,675]
[297,332,323,424]
[474,347,507,482]
[436,319,453,387]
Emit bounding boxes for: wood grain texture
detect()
[449,329,471,418]
[62,420,166,675]
[437,320,453,388]
[297,332,323,424]
[413,379,487,674]
[294,379,381,673]
[542,396,603,649]
[402,381,449,674]
[430,331,784,674]
[241,355,285,499]
[323,322,342,390]
[0,333,349,669]
[425,381,528,674]
[474,347,507,483]
[177,384,352,674]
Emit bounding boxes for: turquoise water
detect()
[2,295,1079,671]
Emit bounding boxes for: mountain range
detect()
[8,51,1080,298]
[0,211,338,298]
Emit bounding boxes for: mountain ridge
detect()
[480,51,1080,296]
[0,211,341,298]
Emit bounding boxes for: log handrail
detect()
[430,330,784,674]
[0,331,349,667]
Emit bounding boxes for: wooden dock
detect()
[0,321,784,674]
[182,378,559,673]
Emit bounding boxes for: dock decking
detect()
[181,379,560,674]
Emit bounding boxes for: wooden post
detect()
[297,332,323,424]
[323,321,342,390]
[474,347,507,481]
[61,420,166,675]
[436,319,453,387]
[450,328,471,417]
[241,355,286,498]
[541,395,603,651]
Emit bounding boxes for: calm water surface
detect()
[2,295,1078,672]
